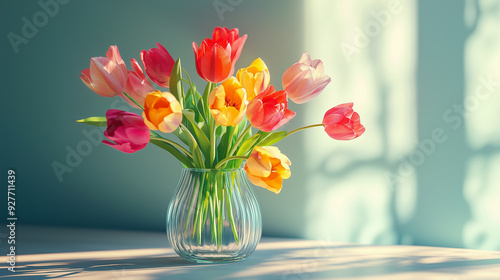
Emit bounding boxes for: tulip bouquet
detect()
[78,27,364,248]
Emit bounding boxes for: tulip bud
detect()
[322,103,365,140]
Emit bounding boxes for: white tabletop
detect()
[1,226,500,279]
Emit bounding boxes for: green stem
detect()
[224,126,235,158]
[227,124,252,158]
[203,82,215,121]
[210,118,217,167]
[214,156,249,169]
[150,137,193,159]
[180,123,205,168]
[226,171,239,244]
[182,69,202,100]
[286,124,324,137]
[122,92,144,110]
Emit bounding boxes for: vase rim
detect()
[182,167,245,172]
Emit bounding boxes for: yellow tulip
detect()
[142,90,182,133]
[209,77,247,126]
[244,146,291,194]
[236,58,270,100]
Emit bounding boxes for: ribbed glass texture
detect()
[166,168,262,263]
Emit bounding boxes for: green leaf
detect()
[169,58,184,106]
[76,116,107,127]
[181,124,205,168]
[202,82,214,121]
[196,97,207,123]
[256,131,288,146]
[235,117,247,135]
[184,89,196,111]
[236,133,260,156]
[173,128,190,146]
[183,110,211,159]
[217,126,232,161]
[198,121,210,139]
[149,138,194,168]
[215,125,226,139]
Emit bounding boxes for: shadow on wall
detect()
[302,0,500,250]
[401,0,474,248]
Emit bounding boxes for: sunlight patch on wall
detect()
[463,154,500,250]
[462,0,500,250]
[302,0,417,244]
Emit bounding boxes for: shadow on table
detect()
[1,255,192,279]
[3,242,500,279]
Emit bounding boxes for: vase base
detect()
[179,253,250,264]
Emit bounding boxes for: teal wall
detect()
[1,0,499,250]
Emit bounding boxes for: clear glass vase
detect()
[166,168,262,263]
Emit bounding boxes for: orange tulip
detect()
[142,90,182,133]
[209,77,247,126]
[245,146,291,194]
[236,58,270,101]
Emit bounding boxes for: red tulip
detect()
[124,58,154,108]
[192,27,247,83]
[247,85,296,132]
[80,45,128,97]
[140,43,175,88]
[282,52,331,104]
[322,103,365,140]
[102,109,151,153]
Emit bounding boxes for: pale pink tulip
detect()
[282,52,331,104]
[80,45,128,97]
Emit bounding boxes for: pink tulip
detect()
[322,103,365,140]
[140,43,175,88]
[124,58,154,108]
[102,109,151,153]
[80,45,128,97]
[247,85,295,132]
[282,52,331,104]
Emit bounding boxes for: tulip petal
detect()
[322,103,363,141]
[283,53,332,104]
[246,153,272,178]
[272,109,296,131]
[102,110,150,153]
[244,146,291,194]
[193,27,247,83]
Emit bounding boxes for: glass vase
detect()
[166,168,262,263]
